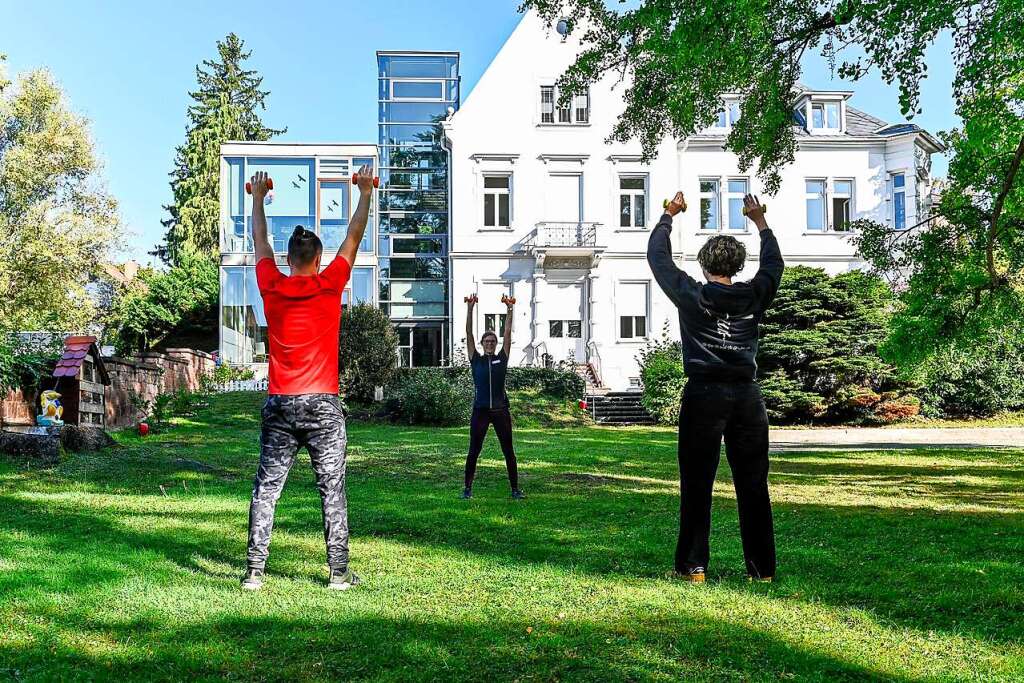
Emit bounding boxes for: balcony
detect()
[526,222,604,269]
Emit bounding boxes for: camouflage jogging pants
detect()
[247,394,349,571]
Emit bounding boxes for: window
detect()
[892,173,906,229]
[483,175,511,227]
[726,178,749,230]
[549,320,582,338]
[540,85,589,124]
[392,80,443,100]
[832,180,853,231]
[714,108,728,128]
[728,101,741,125]
[221,266,269,364]
[806,179,826,231]
[245,157,316,252]
[319,181,372,253]
[540,86,555,124]
[484,313,508,335]
[618,282,649,340]
[699,179,720,230]
[343,267,374,307]
[619,176,647,228]
[811,101,840,129]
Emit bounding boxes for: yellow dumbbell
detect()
[662,198,688,212]
[742,204,767,216]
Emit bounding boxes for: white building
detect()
[443,11,943,390]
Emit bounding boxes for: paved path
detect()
[768,427,1024,451]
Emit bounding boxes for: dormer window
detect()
[810,101,840,130]
[712,99,741,131]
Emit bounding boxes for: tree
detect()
[339,303,399,403]
[0,55,120,335]
[160,33,284,264]
[522,0,1024,359]
[105,253,219,354]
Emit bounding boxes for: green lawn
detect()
[1,393,1022,682]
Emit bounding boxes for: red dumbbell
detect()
[464,294,479,304]
[245,177,274,194]
[352,174,380,188]
[501,295,516,306]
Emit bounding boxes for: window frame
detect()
[482,172,512,228]
[539,84,590,126]
[725,177,750,231]
[698,178,721,231]
[390,79,445,102]
[891,172,907,230]
[618,174,648,229]
[615,280,650,342]
[805,178,828,232]
[831,178,854,232]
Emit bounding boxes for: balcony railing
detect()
[531,222,601,249]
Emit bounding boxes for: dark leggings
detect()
[464,406,519,491]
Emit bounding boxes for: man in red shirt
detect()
[242,167,374,591]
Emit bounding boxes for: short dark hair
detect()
[697,235,747,277]
[481,331,498,344]
[288,226,322,267]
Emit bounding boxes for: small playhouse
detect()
[51,336,111,428]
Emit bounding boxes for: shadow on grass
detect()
[0,605,918,682]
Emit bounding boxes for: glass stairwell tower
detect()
[376,51,460,367]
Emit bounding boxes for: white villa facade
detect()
[443,11,943,390]
[217,12,943,392]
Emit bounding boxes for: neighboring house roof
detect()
[52,335,111,384]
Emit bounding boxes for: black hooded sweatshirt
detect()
[647,212,784,383]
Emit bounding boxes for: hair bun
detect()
[293,226,306,238]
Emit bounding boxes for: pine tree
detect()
[160,33,284,264]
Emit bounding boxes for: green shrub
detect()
[340,304,399,403]
[637,329,686,425]
[917,332,1024,417]
[506,366,585,399]
[385,368,473,426]
[0,335,60,394]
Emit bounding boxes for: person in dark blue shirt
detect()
[648,191,784,583]
[462,294,524,500]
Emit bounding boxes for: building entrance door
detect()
[542,280,585,364]
[397,323,444,367]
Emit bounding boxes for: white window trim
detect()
[725,177,750,231]
[831,178,855,232]
[481,172,513,230]
[617,173,649,230]
[890,171,908,230]
[615,280,650,343]
[805,177,828,232]
[537,83,591,127]
[698,177,722,232]
[806,98,845,134]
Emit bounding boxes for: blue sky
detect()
[2,1,956,263]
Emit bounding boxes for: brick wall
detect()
[1,348,215,429]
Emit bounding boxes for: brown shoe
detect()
[667,567,706,583]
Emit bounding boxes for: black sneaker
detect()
[241,566,265,591]
[511,489,526,500]
[461,487,472,499]
[328,567,362,591]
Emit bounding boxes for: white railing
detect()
[585,340,603,388]
[215,379,269,393]
[532,222,600,248]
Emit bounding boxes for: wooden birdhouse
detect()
[52,336,111,428]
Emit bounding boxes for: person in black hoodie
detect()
[647,191,784,583]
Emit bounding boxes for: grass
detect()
[1,391,1022,682]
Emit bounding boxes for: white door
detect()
[543,281,585,364]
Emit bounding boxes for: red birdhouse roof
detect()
[52,335,110,384]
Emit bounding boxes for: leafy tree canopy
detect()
[522,0,1023,364]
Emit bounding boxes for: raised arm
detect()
[250,171,274,263]
[646,191,698,307]
[465,295,477,360]
[743,194,785,310]
[500,295,514,355]
[337,164,374,266]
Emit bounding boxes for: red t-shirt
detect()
[256,256,351,395]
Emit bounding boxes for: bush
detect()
[637,328,686,425]
[506,366,585,399]
[917,332,1024,417]
[758,266,915,423]
[340,304,399,403]
[0,335,60,394]
[385,368,473,426]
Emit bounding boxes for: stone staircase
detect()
[586,391,655,425]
